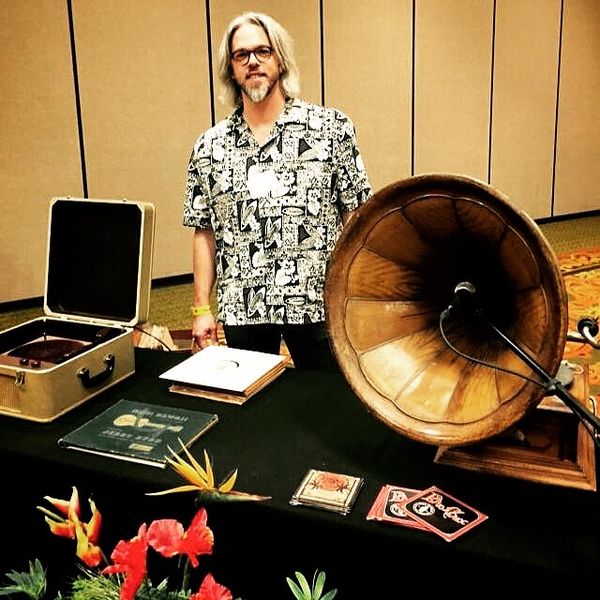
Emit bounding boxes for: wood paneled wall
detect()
[324,0,413,187]
[555,0,600,214]
[2,0,599,303]
[491,0,561,218]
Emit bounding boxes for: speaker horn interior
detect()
[325,174,568,446]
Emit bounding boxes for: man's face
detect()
[231,23,281,104]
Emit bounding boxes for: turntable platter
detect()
[7,338,87,364]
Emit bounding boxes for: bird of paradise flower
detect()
[147,442,271,503]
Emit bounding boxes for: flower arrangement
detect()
[0,446,337,600]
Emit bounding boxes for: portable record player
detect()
[0,197,155,421]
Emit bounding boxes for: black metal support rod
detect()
[486,320,554,383]
[484,317,600,443]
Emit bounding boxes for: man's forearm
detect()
[192,228,216,306]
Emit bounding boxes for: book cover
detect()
[159,345,287,402]
[58,399,218,468]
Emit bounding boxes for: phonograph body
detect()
[326,174,598,489]
[0,198,155,422]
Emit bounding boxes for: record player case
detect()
[0,197,155,421]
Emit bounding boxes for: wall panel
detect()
[210,0,321,123]
[324,0,412,193]
[414,0,493,180]
[3,1,600,306]
[1,1,82,303]
[554,0,600,214]
[73,0,212,279]
[491,0,561,219]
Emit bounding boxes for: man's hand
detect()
[191,314,218,351]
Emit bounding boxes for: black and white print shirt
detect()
[183,98,372,326]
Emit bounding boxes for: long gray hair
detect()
[217,12,301,108]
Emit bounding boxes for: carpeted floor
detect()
[560,247,600,401]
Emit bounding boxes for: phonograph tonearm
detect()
[440,281,600,447]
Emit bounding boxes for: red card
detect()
[367,485,429,531]
[398,486,488,542]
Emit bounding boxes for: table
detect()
[1,349,598,596]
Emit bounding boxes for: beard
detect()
[241,72,279,103]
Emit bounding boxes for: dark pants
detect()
[222,322,340,372]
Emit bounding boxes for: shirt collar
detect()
[229,97,300,145]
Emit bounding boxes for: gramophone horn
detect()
[325,174,568,446]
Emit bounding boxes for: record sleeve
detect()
[160,345,287,404]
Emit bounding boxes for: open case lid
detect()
[44,198,155,327]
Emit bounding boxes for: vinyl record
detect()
[8,338,86,363]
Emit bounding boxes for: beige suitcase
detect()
[0,197,155,421]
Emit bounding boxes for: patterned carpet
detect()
[560,247,600,403]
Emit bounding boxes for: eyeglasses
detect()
[231,45,273,65]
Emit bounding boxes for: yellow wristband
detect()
[191,305,212,316]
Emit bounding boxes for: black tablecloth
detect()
[2,349,598,596]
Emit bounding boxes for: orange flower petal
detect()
[44,486,80,518]
[46,518,75,539]
[85,498,102,544]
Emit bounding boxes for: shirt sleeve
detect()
[183,135,213,229]
[333,111,372,214]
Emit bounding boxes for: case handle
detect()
[77,354,115,388]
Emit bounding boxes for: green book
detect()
[58,398,218,468]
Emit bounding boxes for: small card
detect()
[367,485,429,530]
[398,486,488,542]
[290,469,364,515]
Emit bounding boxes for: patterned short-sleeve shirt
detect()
[183,98,372,326]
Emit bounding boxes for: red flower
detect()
[190,573,233,600]
[147,508,214,568]
[102,523,148,600]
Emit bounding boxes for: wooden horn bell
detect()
[325,174,568,446]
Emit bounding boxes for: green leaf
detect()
[0,559,47,599]
[312,571,325,599]
[321,590,337,600]
[285,577,304,600]
[196,490,270,503]
[295,571,311,599]
[70,572,121,600]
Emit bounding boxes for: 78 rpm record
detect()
[7,339,86,364]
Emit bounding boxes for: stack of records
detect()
[159,345,287,405]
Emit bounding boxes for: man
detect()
[183,12,371,371]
